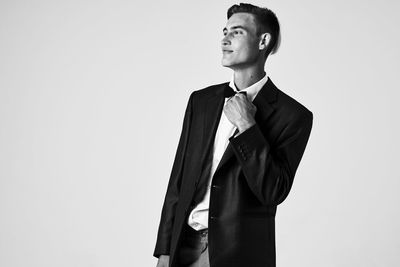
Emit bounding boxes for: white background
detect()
[1,0,399,266]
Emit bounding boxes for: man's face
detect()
[221,12,261,69]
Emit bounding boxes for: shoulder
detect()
[190,82,228,100]
[273,82,313,124]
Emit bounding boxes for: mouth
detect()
[222,50,233,54]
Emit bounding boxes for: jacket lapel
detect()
[196,84,226,181]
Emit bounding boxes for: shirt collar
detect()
[229,73,269,102]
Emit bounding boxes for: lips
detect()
[222,50,233,54]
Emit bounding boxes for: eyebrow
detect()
[222,25,248,32]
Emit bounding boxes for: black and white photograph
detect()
[0,1,399,266]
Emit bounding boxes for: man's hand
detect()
[224,93,257,133]
[156,255,169,267]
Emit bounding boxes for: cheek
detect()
[237,40,258,57]
[238,45,256,60]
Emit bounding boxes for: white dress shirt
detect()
[187,73,269,231]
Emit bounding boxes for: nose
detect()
[221,34,231,46]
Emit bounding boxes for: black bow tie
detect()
[224,86,247,98]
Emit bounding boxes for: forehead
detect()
[225,12,258,31]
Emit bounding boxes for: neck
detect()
[232,64,266,90]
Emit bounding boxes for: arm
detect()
[229,111,313,206]
[153,92,194,258]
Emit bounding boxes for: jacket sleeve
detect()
[229,110,313,206]
[153,92,194,258]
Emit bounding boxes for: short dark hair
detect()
[227,3,281,56]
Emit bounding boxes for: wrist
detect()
[237,120,256,133]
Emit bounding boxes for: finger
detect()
[233,92,245,97]
[236,92,248,101]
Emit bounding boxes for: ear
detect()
[259,33,271,51]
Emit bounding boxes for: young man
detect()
[154,3,313,267]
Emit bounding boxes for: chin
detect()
[221,59,233,68]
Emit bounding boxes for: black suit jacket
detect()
[154,78,313,267]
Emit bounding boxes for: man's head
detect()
[221,3,280,69]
